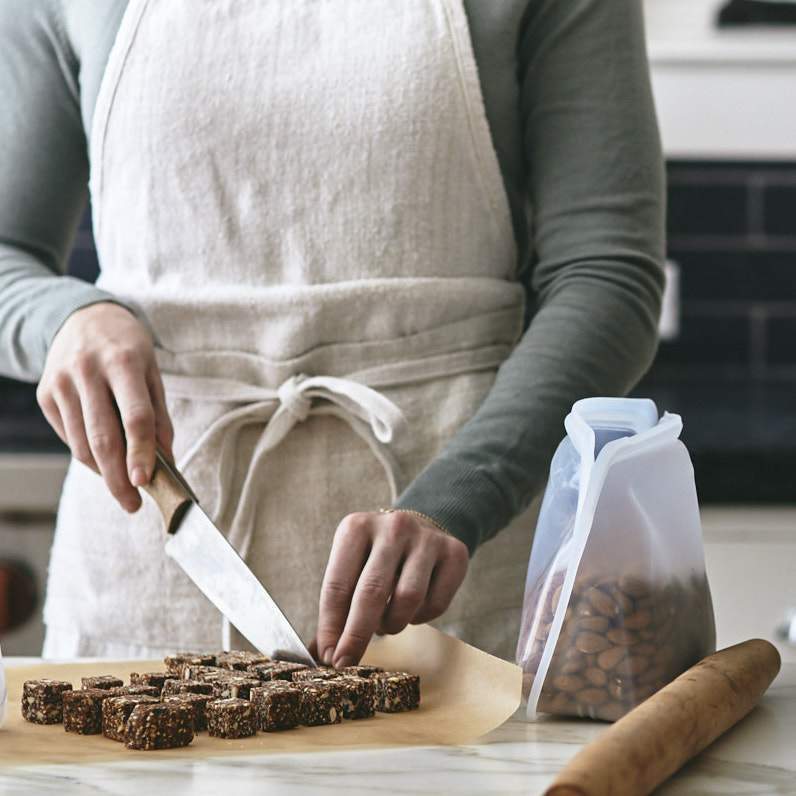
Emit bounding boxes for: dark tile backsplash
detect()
[767,317,796,366]
[667,181,750,238]
[638,160,796,501]
[763,184,796,237]
[674,250,796,303]
[653,311,751,368]
[653,160,796,383]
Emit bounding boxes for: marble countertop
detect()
[1,659,793,795]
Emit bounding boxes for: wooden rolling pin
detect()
[545,639,781,796]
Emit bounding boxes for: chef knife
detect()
[142,449,315,665]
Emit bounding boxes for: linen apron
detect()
[42,0,538,661]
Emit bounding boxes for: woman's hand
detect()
[36,302,173,512]
[314,510,469,667]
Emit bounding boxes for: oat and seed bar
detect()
[206,698,256,738]
[21,679,72,724]
[292,668,341,682]
[164,652,216,677]
[335,675,376,719]
[212,676,261,700]
[372,671,420,712]
[163,693,213,732]
[216,651,271,671]
[340,664,384,678]
[63,685,156,733]
[63,688,108,734]
[81,675,124,690]
[102,695,159,742]
[296,682,343,726]
[182,664,232,682]
[125,702,194,750]
[250,682,302,731]
[258,661,309,681]
[116,684,161,698]
[129,672,170,693]
[246,662,277,681]
[161,678,214,697]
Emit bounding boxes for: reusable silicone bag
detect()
[516,398,715,721]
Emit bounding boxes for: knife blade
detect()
[143,450,315,665]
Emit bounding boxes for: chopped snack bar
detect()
[296,682,343,726]
[118,685,161,698]
[212,675,261,700]
[164,693,213,732]
[247,662,277,681]
[259,662,309,681]
[102,695,159,741]
[129,672,170,693]
[292,668,341,682]
[182,664,231,682]
[161,678,213,697]
[81,675,124,691]
[164,652,216,677]
[250,682,302,731]
[21,679,72,724]
[336,675,376,719]
[372,672,420,712]
[125,702,194,750]
[22,649,422,749]
[206,698,256,738]
[340,664,384,678]
[216,651,271,671]
[63,688,108,734]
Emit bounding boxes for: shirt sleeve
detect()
[394,0,666,554]
[0,0,120,383]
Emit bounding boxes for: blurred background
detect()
[1,0,795,656]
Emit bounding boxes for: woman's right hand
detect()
[36,302,174,512]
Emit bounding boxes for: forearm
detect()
[0,244,119,381]
[394,271,661,554]
[0,2,120,382]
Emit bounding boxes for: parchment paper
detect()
[0,624,521,766]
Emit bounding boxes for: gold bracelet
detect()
[378,507,451,536]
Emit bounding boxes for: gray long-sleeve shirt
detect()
[0,0,665,554]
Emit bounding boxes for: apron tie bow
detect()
[276,373,313,424]
[164,370,409,558]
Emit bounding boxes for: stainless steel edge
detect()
[164,503,315,665]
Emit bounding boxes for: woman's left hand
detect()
[313,510,469,668]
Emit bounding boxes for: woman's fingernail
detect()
[131,467,147,486]
[321,647,334,665]
[335,656,354,669]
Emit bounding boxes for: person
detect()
[0,0,664,663]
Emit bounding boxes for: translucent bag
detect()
[516,397,716,721]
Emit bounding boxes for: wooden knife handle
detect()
[141,448,196,535]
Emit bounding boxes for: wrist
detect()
[50,297,139,345]
[377,507,451,536]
